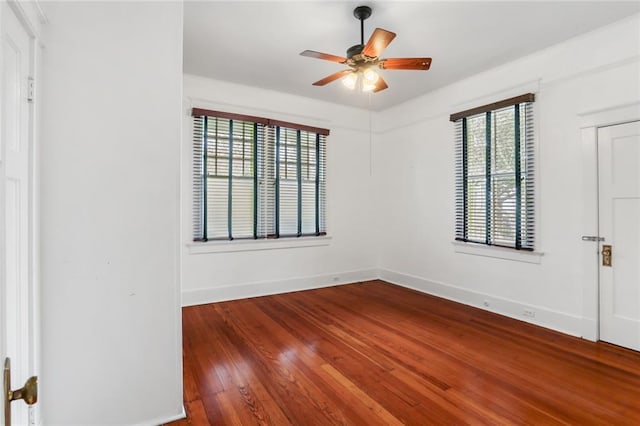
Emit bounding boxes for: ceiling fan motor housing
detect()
[346,44,364,59]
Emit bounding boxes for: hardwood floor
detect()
[169,281,640,425]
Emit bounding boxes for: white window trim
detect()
[452,241,543,264]
[188,235,332,254]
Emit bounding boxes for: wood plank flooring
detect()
[169,280,640,425]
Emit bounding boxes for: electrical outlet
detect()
[524,309,536,318]
[483,300,490,307]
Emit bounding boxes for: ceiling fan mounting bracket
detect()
[353,6,372,21]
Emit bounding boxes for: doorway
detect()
[598,120,640,351]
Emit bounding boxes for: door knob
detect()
[602,245,612,267]
[8,376,37,405]
[4,358,38,426]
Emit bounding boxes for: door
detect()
[598,120,640,351]
[1,3,37,425]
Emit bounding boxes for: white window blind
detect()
[452,94,535,250]
[192,109,327,241]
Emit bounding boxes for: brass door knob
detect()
[8,376,38,405]
[602,245,612,267]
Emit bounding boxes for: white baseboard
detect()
[134,405,185,426]
[379,268,583,338]
[581,318,598,342]
[182,268,378,306]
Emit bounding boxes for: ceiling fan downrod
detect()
[353,5,372,49]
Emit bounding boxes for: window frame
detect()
[450,93,536,251]
[191,108,328,243]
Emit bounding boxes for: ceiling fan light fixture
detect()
[363,68,379,84]
[362,81,376,92]
[342,72,358,90]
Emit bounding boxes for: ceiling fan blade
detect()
[372,76,388,93]
[300,50,347,63]
[362,28,396,58]
[312,70,352,86]
[380,57,432,70]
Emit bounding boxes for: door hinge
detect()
[27,77,35,103]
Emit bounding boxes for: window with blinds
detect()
[192,108,327,241]
[450,94,535,250]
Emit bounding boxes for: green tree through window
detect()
[452,94,535,250]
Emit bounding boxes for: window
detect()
[191,108,327,241]
[450,94,535,250]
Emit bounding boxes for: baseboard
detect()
[182,268,378,306]
[379,268,583,337]
[581,318,598,342]
[135,405,185,426]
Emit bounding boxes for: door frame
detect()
[579,102,640,342]
[0,2,45,424]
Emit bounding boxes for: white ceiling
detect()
[183,1,639,111]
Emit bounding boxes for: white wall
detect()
[40,2,183,425]
[374,14,640,337]
[181,75,378,305]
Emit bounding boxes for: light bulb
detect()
[342,72,357,90]
[363,68,379,83]
[362,81,376,92]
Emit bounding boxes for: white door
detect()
[598,120,640,351]
[1,3,37,425]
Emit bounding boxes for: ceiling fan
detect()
[300,5,432,93]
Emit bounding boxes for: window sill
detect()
[187,235,332,254]
[452,241,543,264]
